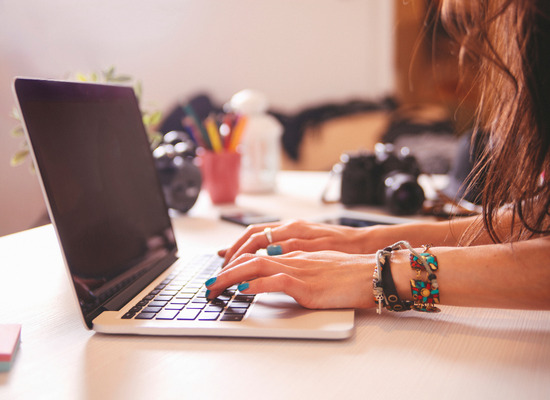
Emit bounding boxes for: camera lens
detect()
[383,172,425,215]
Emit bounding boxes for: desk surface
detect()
[1,172,549,400]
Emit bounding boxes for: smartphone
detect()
[220,210,280,227]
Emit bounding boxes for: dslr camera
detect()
[340,143,425,215]
[153,131,202,213]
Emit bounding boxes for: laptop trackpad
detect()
[250,292,309,319]
[244,292,354,338]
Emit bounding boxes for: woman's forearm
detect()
[360,209,523,254]
[389,235,550,310]
[359,215,481,253]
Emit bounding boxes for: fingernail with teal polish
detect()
[238,282,250,292]
[205,277,217,287]
[205,289,211,299]
[267,244,283,256]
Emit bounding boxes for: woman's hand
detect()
[219,220,372,265]
[206,250,376,310]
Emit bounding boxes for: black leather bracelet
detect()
[380,248,412,312]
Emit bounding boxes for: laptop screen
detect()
[15,78,177,325]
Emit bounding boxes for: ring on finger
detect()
[263,227,273,244]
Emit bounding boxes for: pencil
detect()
[205,115,223,153]
[220,113,235,150]
[182,116,205,148]
[183,104,211,150]
[228,115,248,152]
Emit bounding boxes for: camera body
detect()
[340,143,425,215]
[153,131,202,213]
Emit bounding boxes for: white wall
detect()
[0,0,395,236]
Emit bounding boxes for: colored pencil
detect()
[205,115,223,153]
[228,115,248,152]
[183,104,211,150]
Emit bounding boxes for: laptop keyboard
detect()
[121,254,255,322]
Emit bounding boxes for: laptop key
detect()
[175,293,195,299]
[220,314,244,322]
[234,295,255,303]
[187,303,206,310]
[205,305,225,313]
[155,295,174,302]
[165,303,186,310]
[156,309,180,320]
[143,306,162,313]
[149,300,169,307]
[225,307,247,315]
[210,299,227,307]
[136,312,156,320]
[177,309,201,320]
[198,312,221,321]
[229,301,251,308]
[169,299,190,305]
[160,290,178,296]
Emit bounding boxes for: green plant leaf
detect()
[11,107,21,121]
[147,131,163,149]
[76,73,89,82]
[149,110,162,126]
[103,66,116,81]
[10,149,29,166]
[110,75,132,83]
[11,126,24,137]
[134,81,143,101]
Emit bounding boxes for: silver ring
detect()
[263,227,273,244]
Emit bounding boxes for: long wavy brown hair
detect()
[436,0,550,243]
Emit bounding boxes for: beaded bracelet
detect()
[372,241,441,314]
[410,245,440,312]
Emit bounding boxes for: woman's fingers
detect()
[207,254,302,298]
[207,251,376,309]
[223,220,324,264]
[237,274,314,308]
[222,223,281,265]
[220,220,371,266]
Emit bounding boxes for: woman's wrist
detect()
[358,224,392,254]
[371,242,443,313]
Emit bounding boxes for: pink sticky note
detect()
[0,324,21,371]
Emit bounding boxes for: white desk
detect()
[1,172,549,400]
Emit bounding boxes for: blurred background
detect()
[0,0,474,236]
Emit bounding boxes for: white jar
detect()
[228,89,283,193]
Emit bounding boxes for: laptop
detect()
[13,78,354,340]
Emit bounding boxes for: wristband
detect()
[381,249,412,312]
[373,241,442,314]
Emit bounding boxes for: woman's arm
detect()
[219,206,526,265]
[207,235,550,310]
[218,215,487,265]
